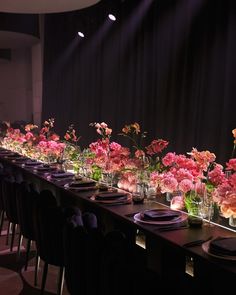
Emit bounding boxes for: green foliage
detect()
[91,165,102,181]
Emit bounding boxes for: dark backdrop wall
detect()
[42,0,236,165]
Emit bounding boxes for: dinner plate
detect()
[64,183,98,191]
[5,154,20,158]
[202,241,236,261]
[36,166,56,172]
[133,212,187,225]
[90,194,132,205]
[67,180,96,187]
[0,151,13,155]
[14,157,29,162]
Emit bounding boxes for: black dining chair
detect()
[1,177,21,251]
[16,181,40,285]
[63,208,104,295]
[0,176,5,236]
[100,230,136,295]
[34,189,65,295]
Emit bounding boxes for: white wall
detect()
[32,43,43,126]
[0,48,33,123]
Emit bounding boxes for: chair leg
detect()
[0,210,4,236]
[34,251,40,286]
[41,262,48,295]
[6,221,12,245]
[10,223,16,251]
[24,239,31,271]
[57,266,65,295]
[17,231,23,259]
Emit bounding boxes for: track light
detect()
[77,31,85,38]
[108,14,116,21]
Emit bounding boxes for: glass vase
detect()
[229,215,236,227]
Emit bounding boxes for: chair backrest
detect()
[2,177,19,224]
[34,189,65,267]
[0,177,5,211]
[16,182,37,241]
[63,210,104,295]
[100,230,134,295]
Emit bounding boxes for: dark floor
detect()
[0,220,70,295]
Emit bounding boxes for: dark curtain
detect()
[42,0,236,165]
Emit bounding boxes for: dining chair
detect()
[16,181,40,285]
[63,208,104,295]
[34,189,65,295]
[1,177,21,251]
[0,176,5,235]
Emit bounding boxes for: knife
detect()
[183,236,213,248]
[157,225,189,232]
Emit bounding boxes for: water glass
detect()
[201,191,214,226]
[186,196,203,227]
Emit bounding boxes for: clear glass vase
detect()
[229,215,236,227]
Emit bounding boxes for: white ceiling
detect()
[0,0,101,14]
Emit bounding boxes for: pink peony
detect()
[178,179,194,193]
[226,159,236,171]
[162,152,176,167]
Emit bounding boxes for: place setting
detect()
[90,191,132,205]
[201,236,236,261]
[35,164,57,173]
[64,179,98,192]
[49,170,75,180]
[13,156,29,163]
[0,149,14,156]
[133,208,188,229]
[23,159,43,168]
[3,152,21,159]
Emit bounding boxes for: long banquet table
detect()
[1,151,236,292]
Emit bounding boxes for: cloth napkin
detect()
[5,153,20,158]
[95,192,127,201]
[69,180,96,187]
[0,151,13,155]
[37,165,55,172]
[25,160,42,166]
[141,209,181,221]
[15,157,29,162]
[209,237,236,256]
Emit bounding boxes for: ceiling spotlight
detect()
[108,14,116,21]
[77,31,85,38]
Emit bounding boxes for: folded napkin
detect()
[0,151,12,154]
[141,209,181,221]
[5,153,20,158]
[37,165,55,172]
[15,157,29,162]
[51,171,74,178]
[25,160,42,166]
[209,237,236,256]
[95,192,127,201]
[69,180,96,187]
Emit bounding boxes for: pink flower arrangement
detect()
[213,158,236,218]
[145,139,169,155]
[89,122,130,173]
[119,122,169,173]
[2,118,236,225]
